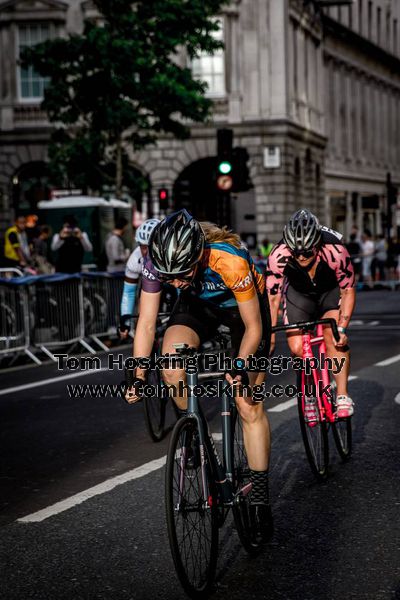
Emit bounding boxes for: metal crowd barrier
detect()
[0,268,40,364]
[81,272,124,351]
[0,271,125,365]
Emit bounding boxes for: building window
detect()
[192,19,225,97]
[359,0,363,36]
[17,24,50,101]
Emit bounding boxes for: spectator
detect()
[32,225,54,274]
[3,216,31,270]
[105,217,129,273]
[372,234,387,281]
[350,224,361,243]
[360,230,375,285]
[25,214,39,244]
[257,238,274,259]
[51,215,93,273]
[346,233,361,281]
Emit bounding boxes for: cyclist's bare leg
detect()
[286,329,303,357]
[235,371,271,471]
[322,309,350,397]
[161,324,200,411]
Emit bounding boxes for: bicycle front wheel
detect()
[329,377,352,460]
[298,372,329,480]
[231,408,264,554]
[165,416,219,598]
[142,368,167,442]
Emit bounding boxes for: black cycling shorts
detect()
[283,285,340,324]
[167,290,271,359]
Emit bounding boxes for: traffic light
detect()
[158,187,169,210]
[231,147,252,193]
[217,129,233,191]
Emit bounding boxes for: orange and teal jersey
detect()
[142,241,265,308]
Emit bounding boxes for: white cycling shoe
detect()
[336,395,354,418]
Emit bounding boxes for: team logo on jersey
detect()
[233,272,252,290]
[320,226,343,240]
[142,266,156,280]
[201,281,225,291]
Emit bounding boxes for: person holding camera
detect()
[51,215,93,273]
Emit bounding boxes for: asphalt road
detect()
[0,290,399,600]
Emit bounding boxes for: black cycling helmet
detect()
[149,209,205,275]
[283,209,321,252]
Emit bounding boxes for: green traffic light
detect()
[218,161,232,175]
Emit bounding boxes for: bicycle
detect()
[164,343,265,598]
[273,318,352,480]
[124,316,232,443]
[123,312,178,442]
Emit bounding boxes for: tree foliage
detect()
[23,0,228,196]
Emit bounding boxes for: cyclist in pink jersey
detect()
[267,209,356,422]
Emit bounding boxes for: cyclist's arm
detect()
[235,295,262,360]
[323,243,356,330]
[265,243,287,353]
[119,248,143,335]
[268,293,281,353]
[338,287,356,330]
[133,290,161,380]
[120,276,139,317]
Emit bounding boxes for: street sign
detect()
[263,146,281,169]
[217,175,233,191]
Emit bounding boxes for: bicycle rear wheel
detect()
[142,367,167,442]
[165,416,219,598]
[297,372,329,480]
[329,377,352,460]
[231,407,263,554]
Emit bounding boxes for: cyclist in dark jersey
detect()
[267,209,356,421]
[125,209,273,540]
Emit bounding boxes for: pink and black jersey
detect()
[266,229,355,296]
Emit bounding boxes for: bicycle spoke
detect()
[166,417,218,596]
[298,374,329,479]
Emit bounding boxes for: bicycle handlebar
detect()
[272,318,340,343]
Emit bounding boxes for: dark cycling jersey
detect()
[266,229,355,297]
[141,241,265,308]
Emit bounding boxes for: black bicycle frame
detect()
[185,370,235,506]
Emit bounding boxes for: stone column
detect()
[357,194,363,234]
[325,193,332,228]
[345,191,352,240]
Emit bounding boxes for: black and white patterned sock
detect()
[250,469,270,505]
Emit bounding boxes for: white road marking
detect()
[348,375,358,381]
[395,393,400,406]
[0,368,108,397]
[369,321,379,326]
[375,354,400,367]
[18,455,166,523]
[348,320,364,326]
[269,398,297,413]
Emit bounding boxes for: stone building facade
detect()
[0,0,399,244]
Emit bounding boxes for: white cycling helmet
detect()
[135,218,160,245]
